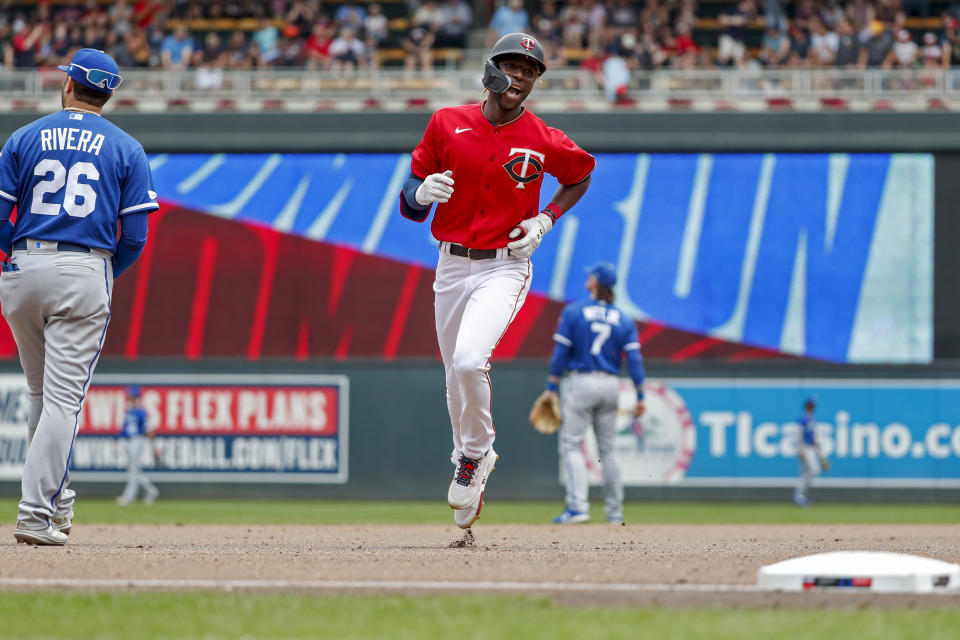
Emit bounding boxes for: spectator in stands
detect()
[226,30,250,68]
[584,0,607,50]
[636,28,668,68]
[414,0,446,34]
[942,18,960,67]
[404,15,436,74]
[810,17,839,65]
[12,21,43,68]
[436,0,473,49]
[821,0,846,29]
[109,0,135,37]
[194,34,226,90]
[253,16,280,64]
[276,28,305,67]
[763,0,788,32]
[363,4,389,52]
[885,28,917,67]
[759,26,790,66]
[306,20,334,69]
[49,23,72,64]
[787,25,812,66]
[922,31,942,67]
[793,0,819,31]
[561,0,589,49]
[543,38,568,68]
[859,20,894,66]
[834,18,862,66]
[533,0,564,43]
[608,0,638,41]
[602,33,633,103]
[672,23,701,68]
[875,0,902,27]
[335,0,367,31]
[488,0,531,45]
[716,0,755,67]
[846,0,876,40]
[161,24,193,69]
[287,0,322,34]
[329,26,368,73]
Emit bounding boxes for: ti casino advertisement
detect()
[576,378,960,488]
[0,374,349,484]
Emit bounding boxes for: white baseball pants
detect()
[433,243,531,461]
[0,244,113,528]
[795,445,821,501]
[559,371,623,521]
[119,436,158,503]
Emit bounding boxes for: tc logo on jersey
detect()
[520,37,535,50]
[503,148,545,190]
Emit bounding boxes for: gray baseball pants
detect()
[0,243,112,528]
[119,436,158,503]
[559,371,623,521]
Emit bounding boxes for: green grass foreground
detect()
[2,593,959,640]
[0,498,958,526]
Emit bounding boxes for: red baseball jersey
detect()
[410,103,595,250]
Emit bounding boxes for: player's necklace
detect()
[63,107,101,116]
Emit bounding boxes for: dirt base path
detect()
[2,524,959,607]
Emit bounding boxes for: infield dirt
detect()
[2,523,960,607]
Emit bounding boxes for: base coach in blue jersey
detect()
[538,262,646,525]
[0,48,158,545]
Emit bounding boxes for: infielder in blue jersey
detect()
[538,262,645,525]
[0,49,158,545]
[115,385,159,506]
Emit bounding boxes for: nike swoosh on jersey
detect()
[455,127,472,134]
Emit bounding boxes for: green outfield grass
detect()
[0,498,959,526]
[2,593,959,640]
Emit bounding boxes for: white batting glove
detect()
[415,170,454,206]
[507,212,553,258]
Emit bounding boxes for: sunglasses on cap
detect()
[69,63,122,91]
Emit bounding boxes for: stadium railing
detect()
[3,67,959,112]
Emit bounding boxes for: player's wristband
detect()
[546,380,559,392]
[636,386,644,400]
[542,203,563,224]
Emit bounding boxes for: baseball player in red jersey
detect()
[399,32,595,529]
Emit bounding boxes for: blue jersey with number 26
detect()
[553,299,641,375]
[0,110,158,251]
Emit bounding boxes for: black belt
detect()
[447,244,499,260]
[13,239,90,253]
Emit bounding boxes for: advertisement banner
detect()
[0,374,349,483]
[578,378,960,488]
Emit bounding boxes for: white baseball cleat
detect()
[14,523,68,546]
[448,448,497,510]
[454,492,485,529]
[52,516,72,536]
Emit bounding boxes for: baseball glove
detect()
[153,445,164,468]
[819,455,830,472]
[529,392,562,435]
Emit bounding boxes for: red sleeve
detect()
[410,112,442,179]
[547,127,595,186]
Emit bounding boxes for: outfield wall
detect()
[3,360,960,502]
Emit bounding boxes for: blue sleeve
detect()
[0,199,15,255]
[0,134,20,206]
[119,145,159,216]
[400,172,430,222]
[623,319,645,396]
[112,211,148,278]
[547,340,571,390]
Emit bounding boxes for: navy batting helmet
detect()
[482,32,546,94]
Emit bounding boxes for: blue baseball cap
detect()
[57,49,122,93]
[127,385,141,398]
[585,262,617,287]
[803,395,817,408]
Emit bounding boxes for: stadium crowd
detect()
[0,0,956,74]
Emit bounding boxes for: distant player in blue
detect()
[538,262,646,525]
[116,385,159,506]
[794,396,827,507]
[0,49,158,545]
